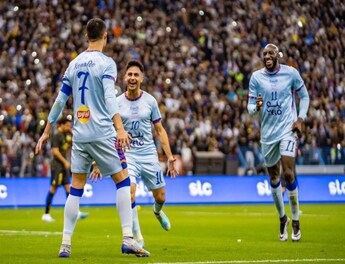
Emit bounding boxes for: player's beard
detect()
[265,58,278,72]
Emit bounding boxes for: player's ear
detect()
[103,31,107,40]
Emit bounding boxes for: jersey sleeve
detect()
[150,97,162,123]
[292,67,305,92]
[247,73,259,115]
[102,59,119,118]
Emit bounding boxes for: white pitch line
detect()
[0,230,62,236]
[150,259,345,264]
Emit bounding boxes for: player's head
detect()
[86,18,107,47]
[57,117,72,133]
[262,43,282,72]
[124,60,144,92]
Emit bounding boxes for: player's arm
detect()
[103,61,131,151]
[154,121,177,178]
[52,147,70,170]
[291,69,310,134]
[247,74,261,115]
[35,84,71,154]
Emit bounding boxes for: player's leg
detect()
[151,186,171,231]
[280,135,301,241]
[91,138,149,257]
[130,179,144,247]
[59,172,87,258]
[42,169,60,222]
[63,183,89,220]
[263,142,289,241]
[58,142,90,258]
[142,162,170,231]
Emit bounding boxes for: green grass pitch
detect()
[0,204,345,264]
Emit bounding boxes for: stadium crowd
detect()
[0,0,344,177]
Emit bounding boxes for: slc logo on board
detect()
[0,185,7,199]
[77,105,90,124]
[257,180,272,196]
[329,179,345,195]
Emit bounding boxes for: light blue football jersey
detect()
[248,65,306,144]
[117,91,161,161]
[61,50,118,143]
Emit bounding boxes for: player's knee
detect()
[283,169,295,184]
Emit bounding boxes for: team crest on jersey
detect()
[77,105,90,124]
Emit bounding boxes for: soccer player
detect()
[247,44,309,242]
[35,18,149,257]
[42,116,89,223]
[93,60,177,247]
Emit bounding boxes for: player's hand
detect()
[117,128,132,152]
[89,162,102,183]
[256,94,264,111]
[166,156,177,178]
[64,161,71,171]
[35,132,49,155]
[292,117,304,137]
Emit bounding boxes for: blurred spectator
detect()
[0,0,344,177]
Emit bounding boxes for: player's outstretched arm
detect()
[154,121,177,178]
[35,122,52,155]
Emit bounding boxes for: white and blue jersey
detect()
[248,64,309,144]
[117,91,161,162]
[49,50,119,143]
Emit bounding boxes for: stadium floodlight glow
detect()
[165,78,171,84]
[14,6,19,12]
[25,79,31,86]
[337,143,341,150]
[31,51,37,57]
[137,16,142,22]
[16,105,22,111]
[232,21,237,27]
[67,114,72,121]
[39,120,45,126]
[166,27,171,33]
[199,10,204,16]
[0,115,4,121]
[34,58,40,64]
[298,21,303,28]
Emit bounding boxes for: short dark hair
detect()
[86,18,106,41]
[57,117,71,126]
[125,60,144,73]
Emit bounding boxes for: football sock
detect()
[132,202,143,240]
[153,201,164,214]
[116,178,133,238]
[286,180,300,221]
[270,181,285,218]
[62,188,83,245]
[45,191,54,214]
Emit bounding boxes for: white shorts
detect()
[128,159,165,191]
[261,133,298,167]
[71,137,126,175]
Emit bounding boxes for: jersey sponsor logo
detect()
[329,179,345,195]
[0,185,7,199]
[77,105,90,124]
[266,91,282,115]
[189,180,212,196]
[257,180,272,196]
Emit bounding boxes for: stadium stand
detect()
[0,0,344,177]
